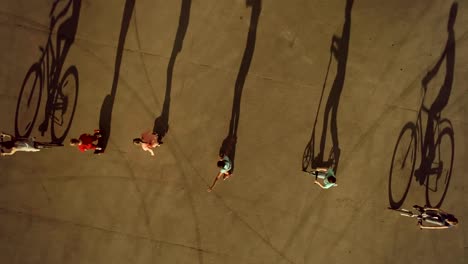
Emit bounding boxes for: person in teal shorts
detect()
[314,167,337,189]
[207,155,232,192]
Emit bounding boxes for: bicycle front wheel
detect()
[388,122,417,209]
[15,63,43,138]
[302,139,314,171]
[426,127,454,208]
[51,66,79,143]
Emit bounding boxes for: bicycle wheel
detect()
[388,122,417,209]
[302,140,313,171]
[426,127,454,208]
[15,63,43,138]
[51,66,79,143]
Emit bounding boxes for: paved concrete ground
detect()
[0,0,467,263]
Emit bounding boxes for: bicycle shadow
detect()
[96,0,135,152]
[302,0,353,174]
[388,2,457,209]
[218,0,261,173]
[417,3,457,208]
[153,0,192,142]
[417,3,457,186]
[15,0,81,144]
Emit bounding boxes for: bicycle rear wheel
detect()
[15,63,43,138]
[51,66,79,143]
[388,122,417,209]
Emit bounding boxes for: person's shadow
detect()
[219,0,261,172]
[96,0,135,152]
[302,0,353,174]
[416,2,457,185]
[153,0,192,142]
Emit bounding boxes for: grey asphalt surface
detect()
[0,0,467,263]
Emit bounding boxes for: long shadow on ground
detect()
[219,0,262,172]
[388,2,457,209]
[153,0,192,142]
[302,0,353,175]
[15,0,81,144]
[97,0,135,152]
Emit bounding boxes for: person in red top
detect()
[69,130,102,152]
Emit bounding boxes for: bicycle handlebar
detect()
[304,169,319,180]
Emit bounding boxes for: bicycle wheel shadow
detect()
[218,0,261,173]
[388,122,417,209]
[302,0,353,175]
[388,2,457,209]
[152,0,192,143]
[15,0,81,144]
[96,0,135,152]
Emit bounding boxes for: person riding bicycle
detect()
[0,132,41,156]
[413,205,458,230]
[313,166,337,189]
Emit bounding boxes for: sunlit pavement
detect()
[0,1,467,263]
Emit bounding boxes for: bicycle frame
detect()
[390,207,445,226]
[413,87,446,180]
[36,22,68,131]
[416,114,444,172]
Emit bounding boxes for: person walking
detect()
[69,130,102,153]
[207,154,232,192]
[133,131,161,156]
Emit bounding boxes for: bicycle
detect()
[388,91,454,209]
[302,143,337,173]
[388,207,438,224]
[389,205,458,230]
[15,0,80,143]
